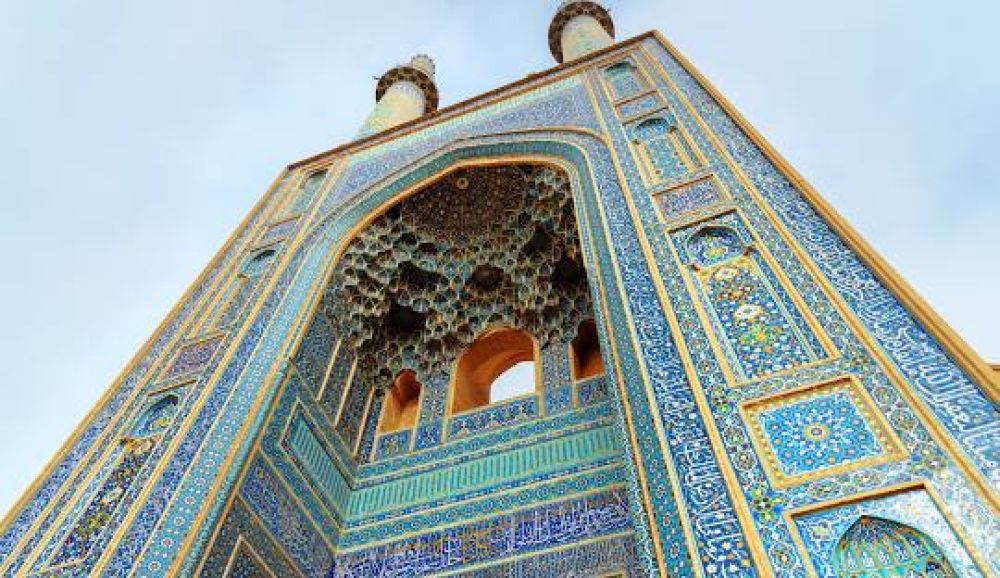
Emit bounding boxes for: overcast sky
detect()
[1,0,997,516]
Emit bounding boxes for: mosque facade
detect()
[2,2,998,576]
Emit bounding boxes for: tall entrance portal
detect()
[2,3,997,577]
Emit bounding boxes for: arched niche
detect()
[569,318,604,381]
[604,60,644,100]
[631,114,698,181]
[686,225,745,268]
[133,394,179,437]
[831,516,957,578]
[450,328,539,414]
[378,370,422,432]
[243,247,277,276]
[323,162,593,389]
[570,318,604,381]
[282,135,619,461]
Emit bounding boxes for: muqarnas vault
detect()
[2,2,998,577]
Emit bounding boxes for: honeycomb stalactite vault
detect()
[324,164,593,386]
[3,2,997,576]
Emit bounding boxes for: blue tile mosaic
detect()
[5,30,997,578]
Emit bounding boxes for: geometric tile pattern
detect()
[335,376,368,453]
[227,538,275,578]
[240,458,332,578]
[603,60,646,101]
[619,92,662,119]
[742,377,906,487]
[196,500,302,578]
[679,220,823,380]
[285,413,352,512]
[760,391,880,475]
[446,395,538,440]
[373,428,411,460]
[290,310,336,396]
[162,335,223,381]
[575,374,610,406]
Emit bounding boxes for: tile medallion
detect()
[741,377,906,487]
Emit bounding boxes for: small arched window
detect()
[210,247,278,330]
[287,170,328,214]
[571,319,604,381]
[451,328,538,413]
[379,370,421,432]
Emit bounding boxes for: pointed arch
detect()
[832,516,957,577]
[686,225,745,268]
[570,318,604,381]
[631,115,699,182]
[134,394,179,437]
[378,370,422,432]
[450,328,539,414]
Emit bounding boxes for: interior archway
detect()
[451,328,538,413]
[571,318,604,381]
[378,370,421,432]
[323,163,592,387]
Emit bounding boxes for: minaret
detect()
[356,54,439,138]
[548,0,615,63]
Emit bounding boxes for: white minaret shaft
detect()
[357,54,439,139]
[548,1,616,64]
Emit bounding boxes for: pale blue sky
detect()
[1,0,997,515]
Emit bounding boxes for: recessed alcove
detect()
[308,162,602,459]
[571,319,604,381]
[378,370,421,433]
[450,328,538,414]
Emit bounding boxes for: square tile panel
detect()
[653,175,728,223]
[741,377,905,487]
